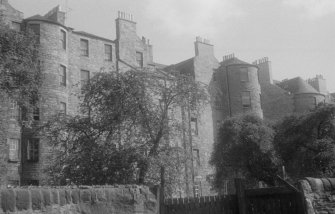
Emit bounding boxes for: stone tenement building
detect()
[0,0,334,197]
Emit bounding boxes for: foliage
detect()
[274,104,335,181]
[210,114,278,190]
[44,69,208,191]
[0,23,41,115]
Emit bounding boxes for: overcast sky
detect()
[10,0,335,92]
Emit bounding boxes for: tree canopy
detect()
[211,104,335,192]
[274,104,335,181]
[210,114,278,190]
[0,23,41,110]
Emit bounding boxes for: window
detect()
[60,29,66,50]
[27,139,39,162]
[81,70,90,89]
[240,67,249,82]
[11,22,21,31]
[33,107,40,121]
[191,117,198,135]
[194,182,201,198]
[59,102,66,115]
[104,44,112,61]
[214,96,222,108]
[241,91,251,108]
[9,99,19,120]
[28,24,40,43]
[8,139,19,162]
[80,39,89,56]
[213,72,217,81]
[193,149,200,167]
[136,51,143,67]
[216,120,221,133]
[59,65,66,86]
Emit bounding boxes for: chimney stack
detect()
[194,36,214,56]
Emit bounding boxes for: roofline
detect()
[226,63,259,68]
[294,92,325,96]
[24,17,69,30]
[73,31,115,43]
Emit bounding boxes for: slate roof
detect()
[73,31,115,43]
[221,57,254,67]
[278,77,320,94]
[164,58,195,75]
[25,14,67,28]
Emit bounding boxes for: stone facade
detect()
[0,0,334,199]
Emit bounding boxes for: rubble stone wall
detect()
[299,177,335,214]
[0,185,159,214]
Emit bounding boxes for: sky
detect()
[10,0,335,92]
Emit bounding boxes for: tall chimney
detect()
[194,36,214,57]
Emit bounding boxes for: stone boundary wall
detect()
[0,185,159,214]
[299,177,335,214]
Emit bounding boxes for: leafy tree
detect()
[274,104,335,181]
[44,69,207,194]
[210,114,278,191]
[0,23,41,115]
[0,22,41,185]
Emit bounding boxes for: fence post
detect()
[235,178,247,214]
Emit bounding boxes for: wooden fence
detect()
[243,186,306,214]
[163,195,238,214]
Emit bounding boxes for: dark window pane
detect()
[136,51,143,67]
[60,30,66,50]
[59,65,66,86]
[104,44,112,61]
[80,39,89,56]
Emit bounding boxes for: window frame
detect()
[9,99,19,120]
[240,67,249,82]
[104,44,113,61]
[8,138,19,162]
[26,138,39,163]
[28,24,40,43]
[241,91,251,108]
[136,51,143,68]
[59,102,67,115]
[80,70,90,90]
[80,39,89,57]
[190,117,198,136]
[59,64,66,87]
[33,107,40,121]
[60,29,66,50]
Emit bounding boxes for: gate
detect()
[162,179,306,214]
[244,187,305,214]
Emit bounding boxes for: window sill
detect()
[8,160,19,163]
